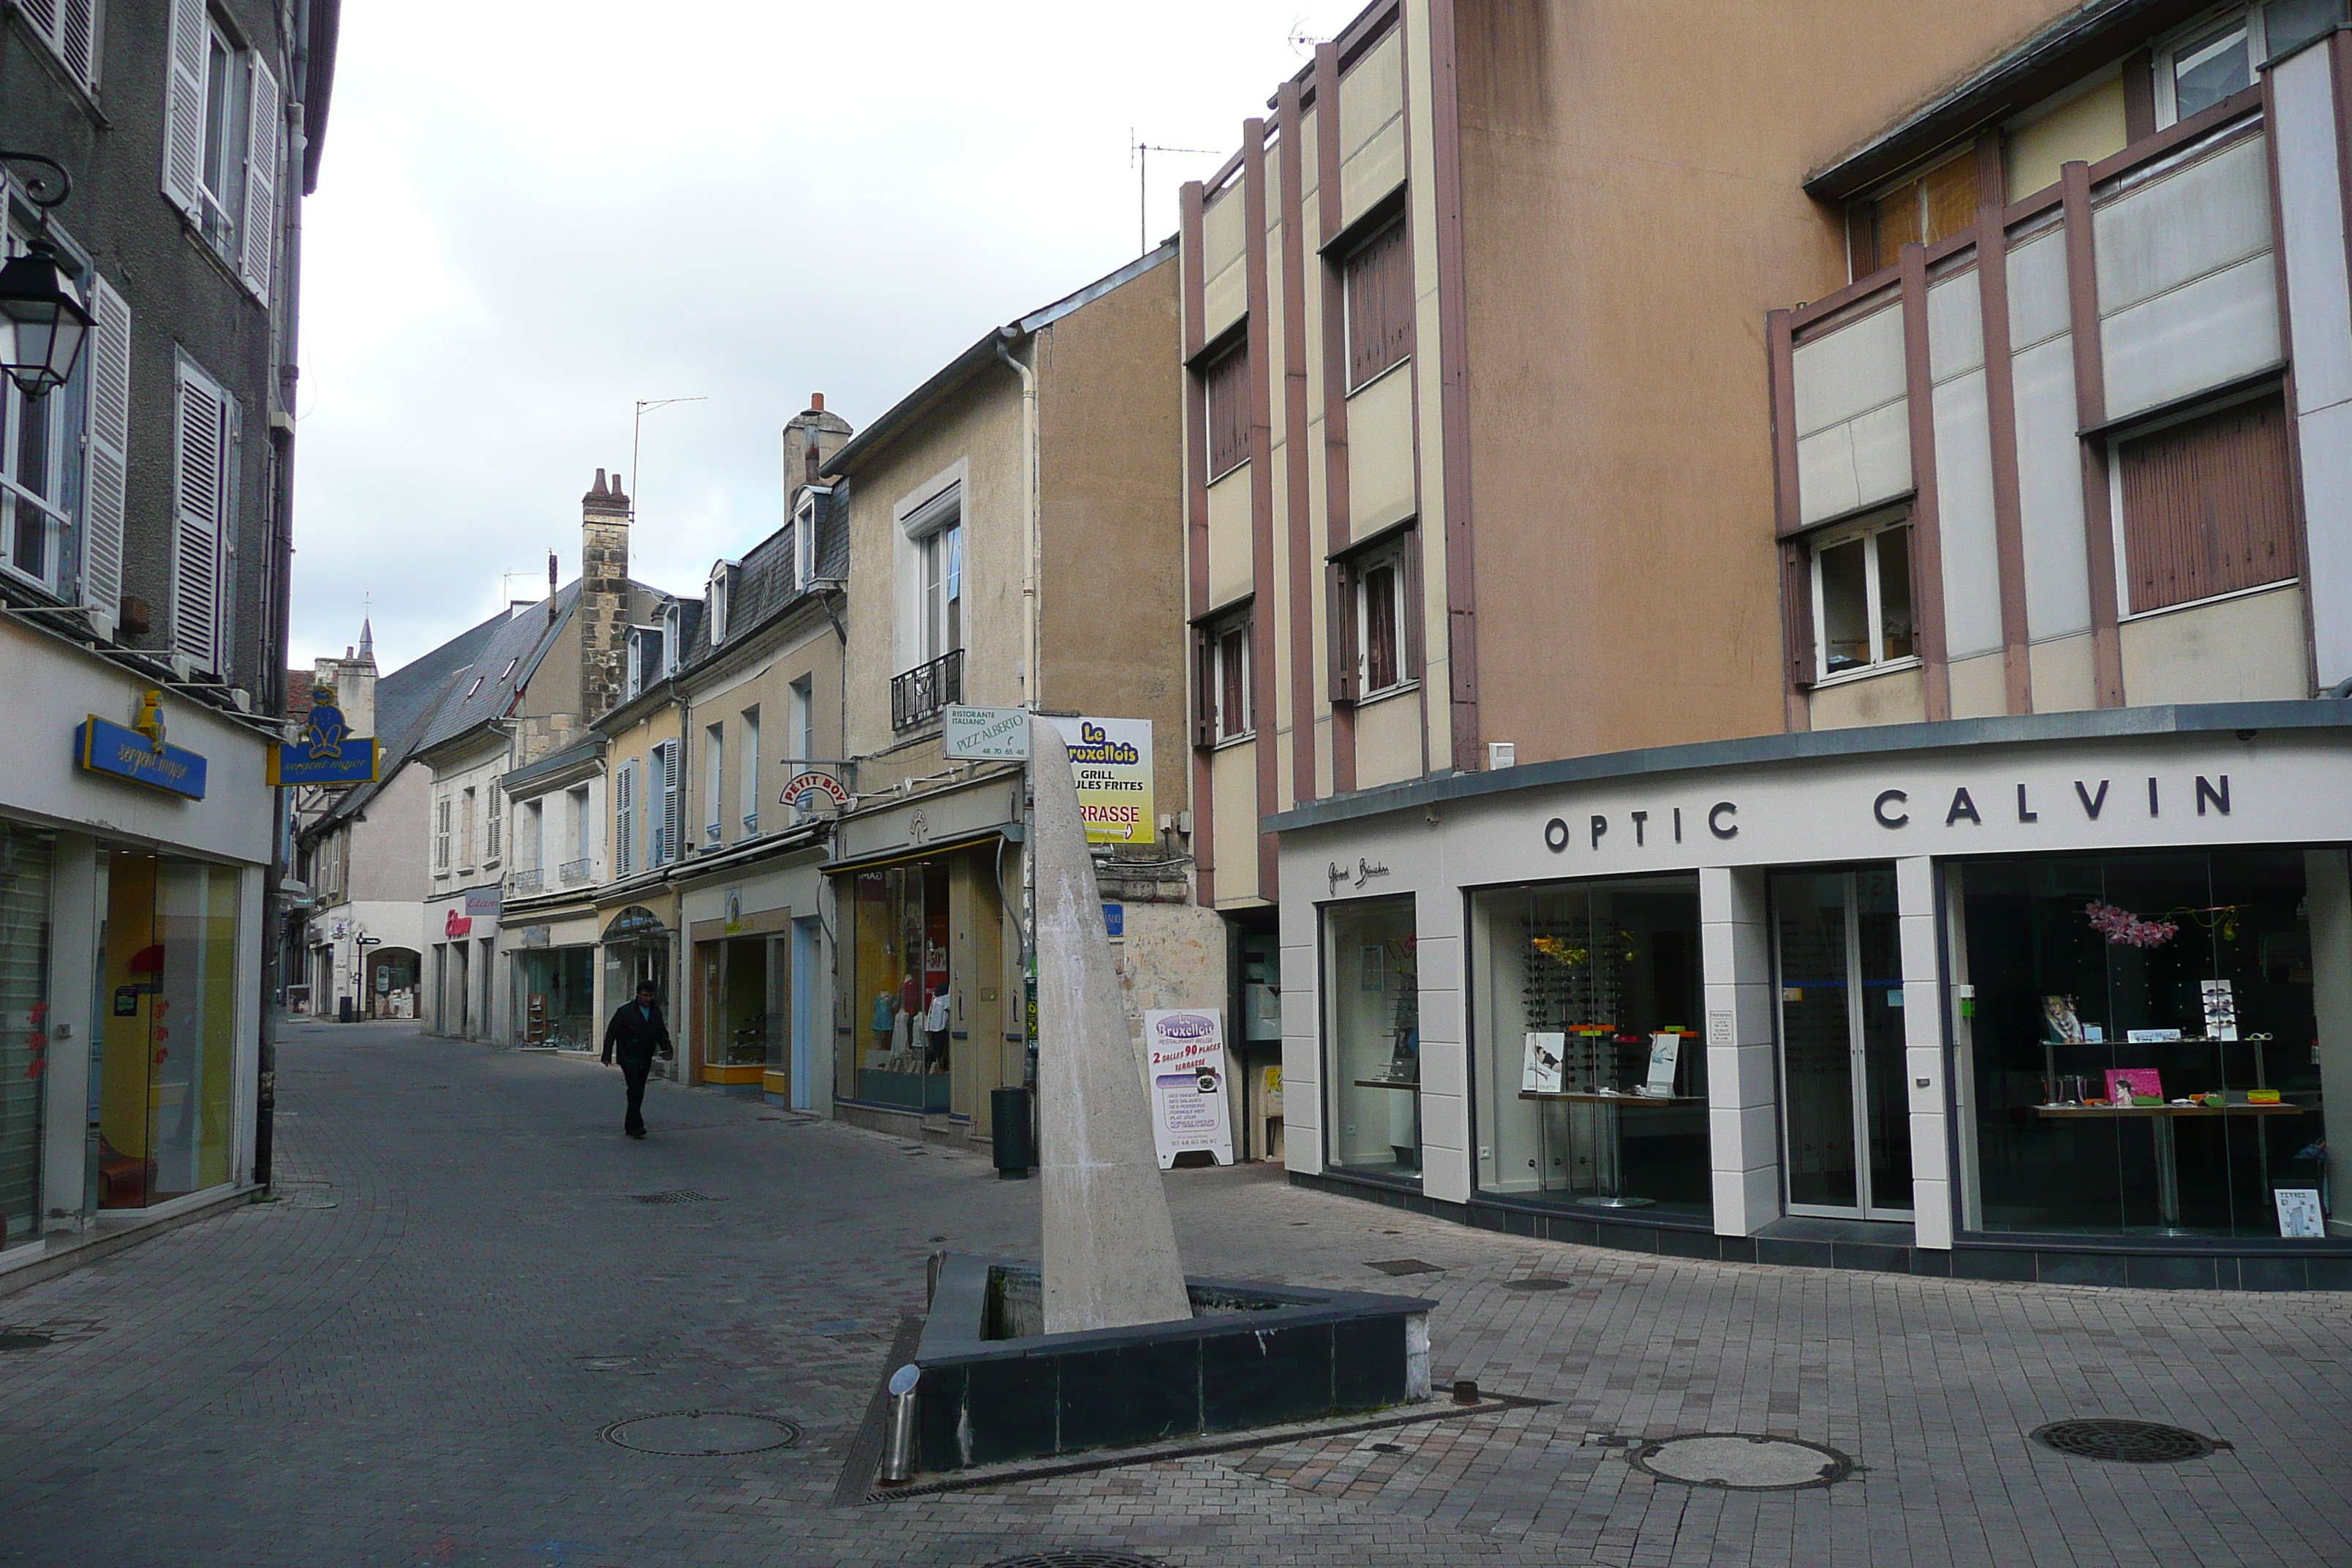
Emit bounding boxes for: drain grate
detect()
[984,1554,1169,1568]
[1502,1278,1572,1292]
[2031,1419,2225,1463]
[1632,1433,1854,1490]
[1366,1258,1444,1276]
[630,1190,714,1205]
[603,1410,801,1456]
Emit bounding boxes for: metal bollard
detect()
[878,1364,921,1484]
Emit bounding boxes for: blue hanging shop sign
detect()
[269,684,380,787]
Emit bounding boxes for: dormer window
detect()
[793,487,828,589]
[706,561,736,644]
[660,602,681,672]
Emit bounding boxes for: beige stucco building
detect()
[819,246,1228,1150]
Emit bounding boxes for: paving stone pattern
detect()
[0,1018,2347,1566]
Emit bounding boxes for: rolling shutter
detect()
[162,0,207,218]
[81,273,130,641]
[172,359,232,671]
[239,54,281,302]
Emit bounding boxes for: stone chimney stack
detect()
[581,467,632,720]
[781,396,854,512]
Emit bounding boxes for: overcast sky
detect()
[290,1,1368,674]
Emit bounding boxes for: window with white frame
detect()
[521,799,543,872]
[1197,608,1254,744]
[171,354,237,673]
[162,0,281,301]
[706,561,734,644]
[921,520,962,662]
[0,208,127,630]
[1810,510,1917,681]
[569,784,592,870]
[434,796,452,872]
[704,722,724,845]
[793,487,826,587]
[1353,541,1411,699]
[2157,2,2342,124]
[739,706,760,834]
[791,676,813,760]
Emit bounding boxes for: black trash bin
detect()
[338,995,355,1023]
[990,1086,1033,1178]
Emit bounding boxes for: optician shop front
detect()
[2,623,272,1278]
[1272,704,2352,1291]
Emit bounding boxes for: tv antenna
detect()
[1130,130,1221,256]
[631,396,707,521]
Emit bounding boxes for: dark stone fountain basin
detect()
[907,1254,1434,1473]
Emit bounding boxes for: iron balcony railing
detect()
[891,648,963,731]
[558,858,594,887]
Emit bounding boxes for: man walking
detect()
[602,981,672,1139]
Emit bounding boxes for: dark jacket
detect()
[603,1000,672,1063]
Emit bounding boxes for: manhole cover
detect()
[601,1410,800,1455]
[0,1330,56,1352]
[1502,1278,1572,1292]
[1366,1258,1443,1276]
[984,1554,1169,1568]
[1632,1433,1853,1490]
[2030,1419,2225,1463]
[629,1190,713,1205]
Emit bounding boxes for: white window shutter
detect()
[59,0,97,88]
[162,0,206,217]
[81,273,131,641]
[172,361,230,671]
[615,761,636,877]
[239,54,281,303]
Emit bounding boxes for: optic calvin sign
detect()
[1544,802,1738,854]
[1872,774,2232,829]
[1327,857,1392,893]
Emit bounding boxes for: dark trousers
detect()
[619,1055,652,1134]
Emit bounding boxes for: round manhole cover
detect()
[984,1555,1169,1568]
[2030,1419,2223,1463]
[1632,1433,1853,1490]
[602,1411,800,1456]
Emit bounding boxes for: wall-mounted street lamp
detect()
[0,151,92,399]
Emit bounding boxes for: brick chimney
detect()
[580,467,631,720]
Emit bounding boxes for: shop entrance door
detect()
[1772,867,1914,1220]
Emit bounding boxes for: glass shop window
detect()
[1952,848,2341,1240]
[845,862,953,1113]
[1471,875,1710,1221]
[1324,894,1421,1183]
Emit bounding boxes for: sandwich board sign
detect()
[1142,1008,1233,1168]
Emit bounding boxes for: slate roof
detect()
[303,604,521,834]
[414,583,584,755]
[673,483,848,674]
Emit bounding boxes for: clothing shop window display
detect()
[1469,875,1709,1221]
[847,862,952,1112]
[1324,895,1422,1181]
[1952,848,2342,1240]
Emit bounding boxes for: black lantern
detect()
[0,150,88,399]
[0,245,92,398]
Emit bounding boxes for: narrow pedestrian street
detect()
[0,1018,2343,1567]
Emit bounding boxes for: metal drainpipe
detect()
[255,0,314,1191]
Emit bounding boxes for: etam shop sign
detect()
[1532,768,2261,867]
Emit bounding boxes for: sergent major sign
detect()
[75,690,208,799]
[269,684,380,787]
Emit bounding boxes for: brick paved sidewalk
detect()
[0,1017,2345,1567]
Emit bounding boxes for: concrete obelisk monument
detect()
[1030,715,1192,1333]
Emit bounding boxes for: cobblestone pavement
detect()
[1,1017,2348,1567]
